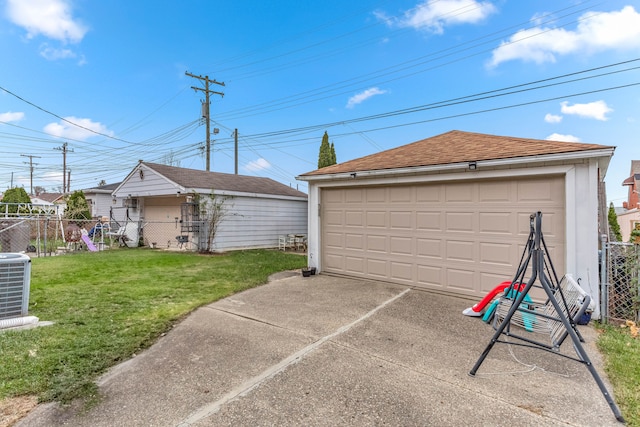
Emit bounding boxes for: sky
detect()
[1,0,639,205]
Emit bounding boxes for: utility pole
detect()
[234,129,238,175]
[67,170,71,193]
[185,71,224,172]
[20,153,41,195]
[54,142,73,194]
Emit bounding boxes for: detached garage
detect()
[297,130,613,317]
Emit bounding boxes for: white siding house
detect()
[112,161,307,251]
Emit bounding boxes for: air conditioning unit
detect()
[0,253,36,329]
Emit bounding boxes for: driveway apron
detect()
[18,274,620,426]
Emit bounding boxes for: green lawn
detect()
[596,322,640,426]
[0,249,306,404]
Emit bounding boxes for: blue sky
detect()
[1,0,639,205]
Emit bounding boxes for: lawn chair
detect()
[107,225,127,247]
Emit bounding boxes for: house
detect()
[112,161,308,250]
[297,130,613,318]
[82,182,122,220]
[617,160,640,242]
[30,192,66,215]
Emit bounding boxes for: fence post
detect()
[600,234,609,323]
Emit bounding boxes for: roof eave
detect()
[297,148,615,182]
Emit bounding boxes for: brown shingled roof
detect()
[299,130,612,177]
[143,162,307,198]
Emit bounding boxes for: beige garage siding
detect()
[321,176,565,299]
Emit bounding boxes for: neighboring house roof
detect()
[83,182,122,193]
[141,162,307,198]
[35,192,65,203]
[622,174,640,186]
[299,130,614,177]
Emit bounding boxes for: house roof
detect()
[142,162,307,198]
[83,182,121,193]
[35,192,65,203]
[622,174,640,186]
[299,130,614,177]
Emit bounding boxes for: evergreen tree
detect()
[608,202,622,242]
[0,187,31,214]
[64,190,91,221]
[330,142,337,165]
[318,131,334,168]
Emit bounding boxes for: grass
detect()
[0,249,306,405]
[596,322,640,426]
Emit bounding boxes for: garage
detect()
[298,130,614,316]
[321,177,565,299]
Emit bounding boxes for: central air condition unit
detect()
[0,253,32,324]
[124,198,138,209]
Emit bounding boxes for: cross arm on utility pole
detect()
[185,71,225,172]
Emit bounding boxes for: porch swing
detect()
[469,212,624,423]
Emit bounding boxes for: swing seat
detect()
[492,274,592,349]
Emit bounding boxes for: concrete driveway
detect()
[18,273,621,426]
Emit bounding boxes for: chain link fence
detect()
[601,240,640,323]
[0,216,229,255]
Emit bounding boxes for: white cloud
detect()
[560,100,612,121]
[544,113,562,123]
[489,6,640,67]
[546,133,581,142]
[378,0,496,34]
[6,0,88,43]
[346,87,387,109]
[44,117,114,140]
[244,158,271,172]
[39,44,76,60]
[0,111,25,123]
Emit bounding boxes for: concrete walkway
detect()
[18,273,621,426]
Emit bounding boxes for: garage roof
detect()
[141,162,307,198]
[299,130,613,177]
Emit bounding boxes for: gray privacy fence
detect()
[600,238,640,323]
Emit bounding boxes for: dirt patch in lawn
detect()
[1,396,38,427]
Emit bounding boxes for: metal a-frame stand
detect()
[469,212,624,423]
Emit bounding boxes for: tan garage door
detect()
[321,176,565,298]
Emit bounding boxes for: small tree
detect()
[198,192,236,253]
[64,190,91,222]
[330,142,337,165]
[1,187,31,214]
[608,202,622,242]
[318,131,336,168]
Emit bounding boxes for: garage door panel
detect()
[322,176,565,299]
[366,259,387,277]
[446,212,474,232]
[416,185,442,202]
[366,235,387,252]
[417,238,442,258]
[479,181,512,202]
[366,211,386,227]
[345,210,364,226]
[446,240,474,262]
[479,212,513,234]
[446,184,473,202]
[390,236,412,255]
[345,233,363,250]
[416,212,442,230]
[447,269,476,292]
[417,265,443,287]
[345,256,364,274]
[479,242,513,266]
[389,211,413,229]
[390,261,413,281]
